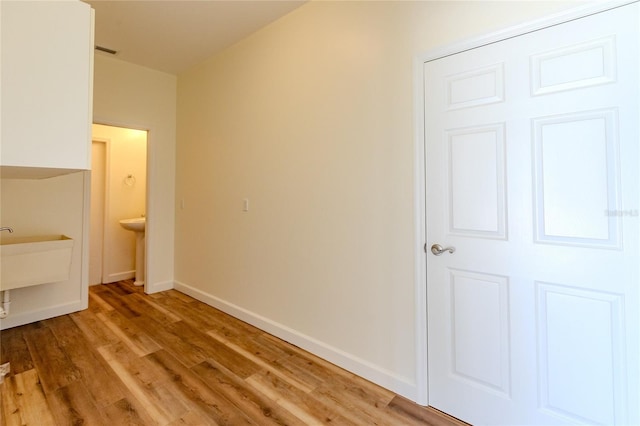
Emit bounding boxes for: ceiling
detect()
[83,1,306,75]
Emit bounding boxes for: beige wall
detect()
[93,55,176,293]
[91,124,147,284]
[0,172,88,329]
[175,1,580,400]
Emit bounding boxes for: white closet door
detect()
[425,4,639,425]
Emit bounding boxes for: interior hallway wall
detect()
[175,1,581,400]
[93,54,177,293]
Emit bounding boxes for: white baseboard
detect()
[173,280,418,402]
[146,280,174,294]
[0,300,84,330]
[103,270,135,284]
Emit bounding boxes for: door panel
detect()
[530,36,616,96]
[425,4,639,425]
[449,270,511,396]
[536,283,625,425]
[533,110,621,247]
[448,124,507,238]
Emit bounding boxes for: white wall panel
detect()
[93,55,177,293]
[175,0,586,403]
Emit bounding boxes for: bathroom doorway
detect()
[90,124,147,287]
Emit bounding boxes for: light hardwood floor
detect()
[0,280,465,425]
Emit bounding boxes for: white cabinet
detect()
[1,1,94,177]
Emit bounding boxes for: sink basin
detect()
[119,217,145,232]
[118,217,146,287]
[1,235,74,291]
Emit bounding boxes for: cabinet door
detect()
[1,1,93,171]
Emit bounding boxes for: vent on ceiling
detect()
[95,45,117,55]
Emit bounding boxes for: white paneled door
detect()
[424,4,639,425]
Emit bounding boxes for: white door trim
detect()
[412,0,638,406]
[90,138,110,285]
[93,118,152,293]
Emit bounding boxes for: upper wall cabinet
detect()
[1,1,94,177]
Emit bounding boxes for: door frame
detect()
[412,0,638,405]
[92,119,151,293]
[90,138,110,285]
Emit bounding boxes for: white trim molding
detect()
[0,300,84,330]
[147,280,174,294]
[412,0,636,407]
[92,117,156,296]
[103,271,136,284]
[81,170,91,310]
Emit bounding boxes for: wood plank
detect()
[0,379,5,426]
[129,315,209,367]
[48,380,107,425]
[387,397,470,426]
[0,325,34,377]
[311,375,412,426]
[157,290,263,343]
[93,284,182,326]
[325,363,395,404]
[92,286,141,319]
[47,315,125,407]
[88,290,115,313]
[238,329,412,426]
[119,292,183,324]
[96,309,162,357]
[0,377,6,426]
[1,369,56,426]
[131,293,182,323]
[208,331,313,392]
[23,326,81,393]
[163,289,198,303]
[191,360,305,426]
[102,397,157,426]
[144,349,257,425]
[301,356,408,426]
[266,333,403,415]
[167,410,218,425]
[134,316,262,377]
[269,352,347,393]
[99,340,166,390]
[97,342,189,424]
[246,370,353,425]
[208,327,294,365]
[106,281,137,296]
[147,292,218,331]
[69,308,120,348]
[190,300,262,338]
[262,332,350,377]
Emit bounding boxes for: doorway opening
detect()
[90,124,148,289]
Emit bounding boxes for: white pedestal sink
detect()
[119,217,145,286]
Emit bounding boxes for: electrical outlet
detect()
[0,362,10,383]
